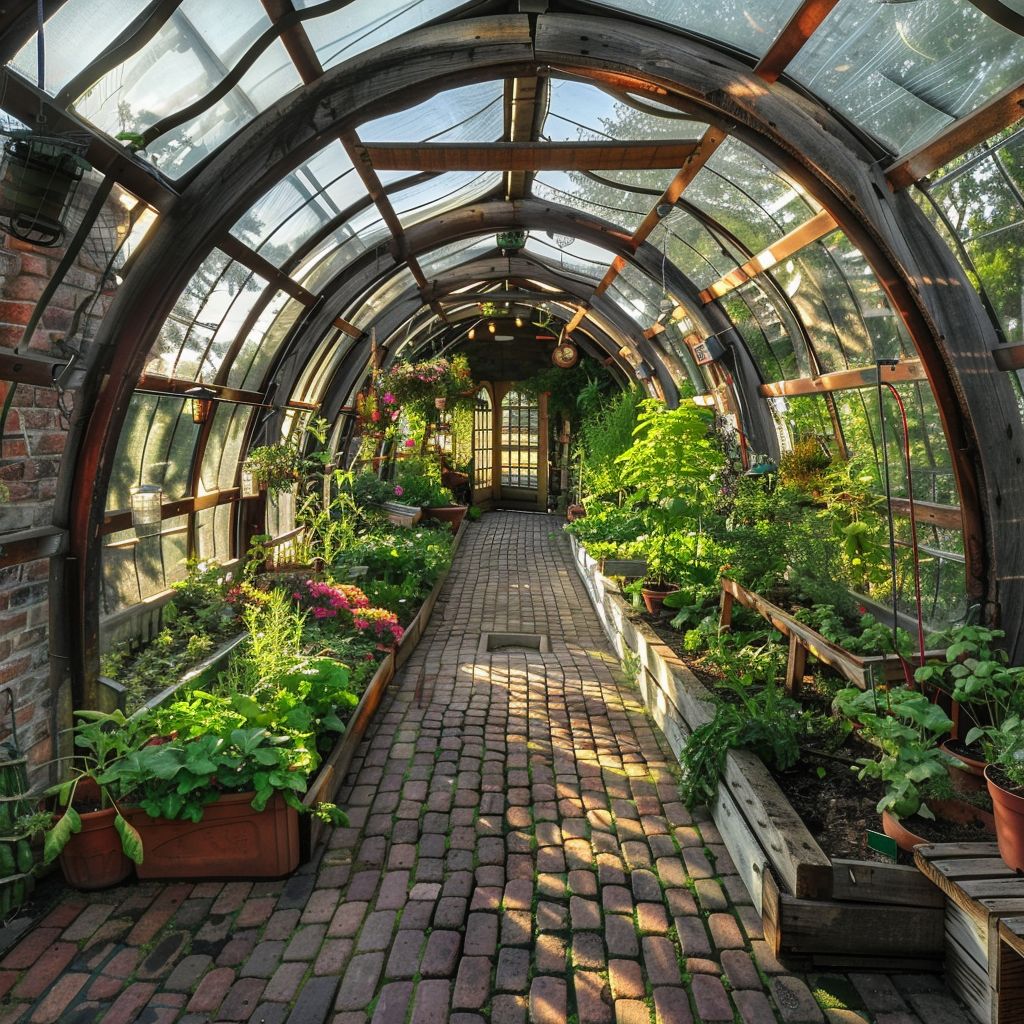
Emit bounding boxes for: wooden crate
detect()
[915,843,1024,1024]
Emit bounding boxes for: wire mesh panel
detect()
[473,389,493,490]
[500,390,539,490]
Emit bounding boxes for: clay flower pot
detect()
[641,583,680,616]
[58,806,133,890]
[881,810,927,853]
[422,505,467,534]
[941,738,987,794]
[986,764,1024,874]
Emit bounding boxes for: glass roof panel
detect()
[543,78,706,142]
[522,233,611,277]
[789,0,1024,155]
[392,171,502,228]
[419,237,500,278]
[533,173,648,233]
[230,142,362,265]
[360,81,504,143]
[126,41,301,178]
[73,0,271,132]
[297,0,473,71]
[294,208,390,293]
[583,0,803,57]
[227,291,302,390]
[201,402,254,495]
[11,0,151,93]
[649,211,736,290]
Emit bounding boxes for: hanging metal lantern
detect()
[0,130,90,247]
[184,385,217,424]
[130,484,163,535]
[496,230,526,252]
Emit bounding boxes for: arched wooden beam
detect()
[60,14,1024,699]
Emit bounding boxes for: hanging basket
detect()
[0,131,90,247]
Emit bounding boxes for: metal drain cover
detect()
[479,632,551,654]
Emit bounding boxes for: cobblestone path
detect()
[0,513,967,1023]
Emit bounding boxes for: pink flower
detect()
[292,592,301,600]
[394,485,404,497]
[391,411,399,421]
[370,410,380,422]
[382,392,395,405]
[404,438,415,448]
[313,607,331,619]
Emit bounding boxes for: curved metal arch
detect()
[61,13,1024,694]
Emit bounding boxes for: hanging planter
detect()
[0,131,90,247]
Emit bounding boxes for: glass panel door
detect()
[500,389,539,504]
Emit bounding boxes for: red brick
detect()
[27,971,89,1023]
[529,976,566,1024]
[187,966,235,1013]
[103,981,158,1024]
[127,884,191,945]
[12,941,77,999]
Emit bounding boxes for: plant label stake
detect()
[867,829,899,862]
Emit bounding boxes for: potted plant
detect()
[835,686,991,851]
[243,438,305,496]
[983,717,1024,872]
[395,459,466,534]
[915,625,1023,791]
[42,710,147,890]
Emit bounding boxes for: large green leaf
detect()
[43,806,82,864]
[114,814,144,864]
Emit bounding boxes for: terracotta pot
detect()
[986,765,1024,873]
[881,810,926,853]
[58,806,133,890]
[641,583,680,616]
[941,738,987,794]
[422,505,467,534]
[125,791,300,880]
[434,397,446,410]
[566,504,586,522]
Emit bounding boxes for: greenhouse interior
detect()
[1,1,1024,1022]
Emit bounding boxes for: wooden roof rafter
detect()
[259,0,446,324]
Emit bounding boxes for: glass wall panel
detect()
[229,295,305,390]
[101,514,190,615]
[925,131,1024,346]
[789,0,1024,155]
[107,395,198,512]
[199,403,254,495]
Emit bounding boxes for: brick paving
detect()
[0,512,969,1023]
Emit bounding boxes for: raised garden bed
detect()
[570,535,946,969]
[112,522,466,873]
[720,577,945,695]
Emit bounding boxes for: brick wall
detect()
[0,182,128,778]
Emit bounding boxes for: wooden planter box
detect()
[126,792,300,881]
[720,577,945,695]
[570,535,945,969]
[598,557,647,579]
[300,519,467,853]
[379,501,423,528]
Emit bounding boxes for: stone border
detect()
[569,534,945,969]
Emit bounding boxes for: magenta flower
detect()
[382,392,395,405]
[394,485,404,497]
[404,438,415,449]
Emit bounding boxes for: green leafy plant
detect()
[779,436,832,493]
[914,625,1023,750]
[680,678,814,807]
[243,437,305,496]
[836,686,954,819]
[43,710,149,866]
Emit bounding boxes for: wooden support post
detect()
[718,589,735,634]
[786,634,807,698]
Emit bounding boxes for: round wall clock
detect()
[552,342,579,368]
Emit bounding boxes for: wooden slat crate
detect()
[915,842,1024,1024]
